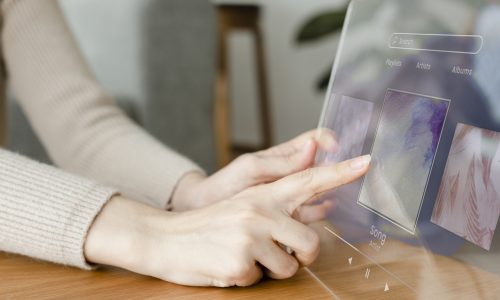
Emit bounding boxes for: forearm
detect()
[2,0,202,209]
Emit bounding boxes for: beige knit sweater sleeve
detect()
[0,149,117,269]
[2,0,202,209]
[0,0,202,268]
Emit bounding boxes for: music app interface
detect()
[310,0,500,297]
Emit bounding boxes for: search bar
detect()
[389,33,483,55]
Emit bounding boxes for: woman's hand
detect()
[85,155,370,287]
[171,130,338,223]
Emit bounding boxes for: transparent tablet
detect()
[308,0,500,298]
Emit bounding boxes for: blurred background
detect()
[7,0,348,173]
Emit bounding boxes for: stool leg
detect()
[214,6,273,168]
[214,16,232,167]
[253,23,272,149]
[0,84,6,147]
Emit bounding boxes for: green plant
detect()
[296,7,348,92]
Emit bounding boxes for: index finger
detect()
[269,155,371,215]
[263,129,337,157]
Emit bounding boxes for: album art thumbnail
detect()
[315,95,374,209]
[359,90,449,233]
[431,123,500,250]
[321,95,374,164]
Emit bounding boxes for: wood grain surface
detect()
[1,223,499,299]
[0,252,330,300]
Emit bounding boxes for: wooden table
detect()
[2,223,499,299]
[0,252,330,300]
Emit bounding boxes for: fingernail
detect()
[350,155,371,170]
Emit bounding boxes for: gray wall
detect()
[61,0,217,172]
[142,0,217,172]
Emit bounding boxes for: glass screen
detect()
[309,0,500,298]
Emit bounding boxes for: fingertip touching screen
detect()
[308,0,500,298]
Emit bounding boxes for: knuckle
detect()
[212,279,231,288]
[270,256,299,280]
[305,229,320,253]
[233,263,250,279]
[297,168,316,189]
[238,269,262,287]
[280,258,299,279]
[332,163,349,181]
[238,154,261,174]
[283,149,296,165]
[235,206,262,226]
[233,234,255,251]
[236,153,252,164]
[301,231,320,265]
[231,218,261,245]
[226,261,255,282]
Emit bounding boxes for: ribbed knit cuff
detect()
[0,149,118,269]
[64,184,118,270]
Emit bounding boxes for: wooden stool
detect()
[0,82,6,147]
[214,4,272,167]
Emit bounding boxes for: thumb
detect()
[269,155,371,215]
[254,139,317,183]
